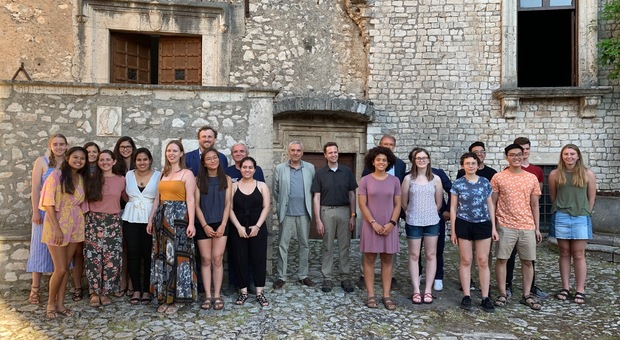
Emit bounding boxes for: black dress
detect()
[230,181,267,288]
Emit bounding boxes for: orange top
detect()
[158,180,186,201]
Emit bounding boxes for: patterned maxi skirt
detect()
[150,200,197,304]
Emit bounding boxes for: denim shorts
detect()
[405,222,440,239]
[550,211,592,240]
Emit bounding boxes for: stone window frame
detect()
[77,0,237,86]
[493,0,611,118]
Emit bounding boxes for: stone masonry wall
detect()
[0,82,277,233]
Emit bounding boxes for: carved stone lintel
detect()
[579,96,601,118]
[501,97,519,119]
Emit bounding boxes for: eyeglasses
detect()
[204,157,219,162]
[119,146,133,150]
[415,157,429,161]
[507,153,523,158]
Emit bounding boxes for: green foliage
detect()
[599,0,620,79]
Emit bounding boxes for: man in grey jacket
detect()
[273,141,316,289]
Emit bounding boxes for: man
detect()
[311,142,358,293]
[225,143,265,182]
[223,142,264,295]
[359,135,406,290]
[505,137,548,299]
[273,141,316,289]
[456,141,497,181]
[492,144,542,311]
[186,125,228,176]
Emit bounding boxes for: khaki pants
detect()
[320,206,351,281]
[276,215,311,280]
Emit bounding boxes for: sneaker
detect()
[299,277,315,287]
[460,296,472,311]
[341,279,354,293]
[321,280,333,293]
[480,297,495,313]
[532,285,549,300]
[273,279,286,290]
[434,279,443,291]
[357,276,366,290]
[391,277,401,291]
[506,286,512,299]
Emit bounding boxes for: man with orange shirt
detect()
[492,144,542,311]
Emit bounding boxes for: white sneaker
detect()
[434,279,443,291]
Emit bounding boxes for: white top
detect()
[405,177,440,227]
[122,170,161,223]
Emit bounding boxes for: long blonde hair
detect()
[555,144,587,188]
[163,140,187,176]
[47,133,67,168]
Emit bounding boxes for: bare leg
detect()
[557,239,572,290]
[495,258,507,297]
[475,238,492,298]
[71,242,84,290]
[363,253,377,298]
[571,240,587,293]
[423,236,438,294]
[197,239,213,298]
[521,260,534,297]
[407,239,422,294]
[380,253,393,297]
[458,238,473,294]
[212,236,227,298]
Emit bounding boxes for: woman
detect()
[84,150,127,307]
[147,140,197,314]
[450,152,498,312]
[112,136,136,296]
[39,146,90,319]
[123,148,160,305]
[27,134,67,305]
[84,142,100,174]
[401,148,443,304]
[548,144,596,304]
[195,148,232,310]
[229,157,270,307]
[358,147,401,310]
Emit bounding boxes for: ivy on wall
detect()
[599,0,620,79]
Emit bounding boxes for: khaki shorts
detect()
[496,226,536,261]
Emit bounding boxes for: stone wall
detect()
[0,82,277,233]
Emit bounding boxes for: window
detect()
[517,0,576,87]
[540,164,557,232]
[110,32,201,85]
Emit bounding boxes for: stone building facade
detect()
[0,0,618,285]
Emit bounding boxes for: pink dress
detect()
[359,174,401,254]
[39,170,88,246]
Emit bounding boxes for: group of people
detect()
[26,127,595,318]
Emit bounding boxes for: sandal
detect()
[256,293,269,307]
[520,294,542,311]
[494,294,508,307]
[556,289,571,301]
[382,297,396,310]
[130,292,141,305]
[213,297,224,310]
[200,299,212,310]
[72,287,83,302]
[235,293,249,305]
[573,292,586,304]
[365,296,378,308]
[157,304,169,313]
[141,293,152,305]
[113,289,127,298]
[164,303,178,315]
[57,308,75,317]
[89,294,101,307]
[45,309,57,320]
[28,286,40,305]
[412,293,422,304]
[100,296,112,306]
[423,292,433,304]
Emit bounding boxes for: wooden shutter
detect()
[158,36,202,85]
[110,33,151,84]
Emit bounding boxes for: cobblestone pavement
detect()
[1,236,619,339]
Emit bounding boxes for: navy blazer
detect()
[185,149,228,177]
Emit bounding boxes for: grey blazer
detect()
[273,160,315,223]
